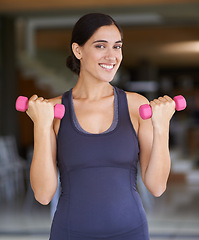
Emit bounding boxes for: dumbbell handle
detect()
[139,95,186,120]
[16,96,65,120]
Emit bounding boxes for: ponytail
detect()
[66,54,80,75]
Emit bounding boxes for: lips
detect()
[99,63,115,70]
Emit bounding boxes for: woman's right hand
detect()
[26,95,55,127]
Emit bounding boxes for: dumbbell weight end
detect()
[16,96,65,120]
[139,95,186,120]
[16,96,29,112]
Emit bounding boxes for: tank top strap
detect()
[115,87,130,122]
[61,90,71,118]
[115,86,137,137]
[58,90,73,135]
[62,90,70,105]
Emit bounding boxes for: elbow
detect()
[30,181,57,205]
[34,194,51,205]
[34,192,53,205]
[150,185,167,198]
[35,194,51,205]
[146,183,167,198]
[152,190,165,198]
[143,176,167,197]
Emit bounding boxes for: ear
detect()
[72,43,82,60]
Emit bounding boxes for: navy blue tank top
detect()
[50,86,149,240]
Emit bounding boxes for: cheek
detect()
[118,51,123,62]
[82,51,100,65]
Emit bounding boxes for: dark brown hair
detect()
[66,13,123,75]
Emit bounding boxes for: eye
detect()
[114,45,122,50]
[95,45,105,49]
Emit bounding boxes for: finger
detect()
[163,95,173,102]
[37,97,45,102]
[29,94,38,101]
[150,99,160,106]
[162,96,176,109]
[158,96,167,103]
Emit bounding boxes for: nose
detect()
[104,47,116,61]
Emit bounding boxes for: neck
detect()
[72,74,113,101]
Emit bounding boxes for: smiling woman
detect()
[27,12,176,240]
[71,25,122,84]
[66,13,123,76]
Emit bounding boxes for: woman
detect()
[27,13,175,240]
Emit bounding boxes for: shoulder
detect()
[48,95,62,105]
[125,91,149,112]
[48,89,72,105]
[122,90,149,133]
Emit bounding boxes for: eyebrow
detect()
[93,40,122,44]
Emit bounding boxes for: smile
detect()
[99,64,115,70]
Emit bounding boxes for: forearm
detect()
[144,127,171,196]
[30,125,57,204]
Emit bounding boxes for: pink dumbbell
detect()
[139,95,187,120]
[16,96,65,120]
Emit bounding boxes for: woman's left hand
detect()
[149,95,176,131]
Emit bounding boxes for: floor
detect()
[0,181,199,240]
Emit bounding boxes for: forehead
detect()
[90,25,122,42]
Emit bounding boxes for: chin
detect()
[100,77,115,83]
[98,73,117,83]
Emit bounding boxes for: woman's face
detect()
[74,25,123,83]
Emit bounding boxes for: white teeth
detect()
[99,64,114,70]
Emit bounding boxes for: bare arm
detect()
[27,95,60,205]
[127,93,175,197]
[139,95,175,197]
